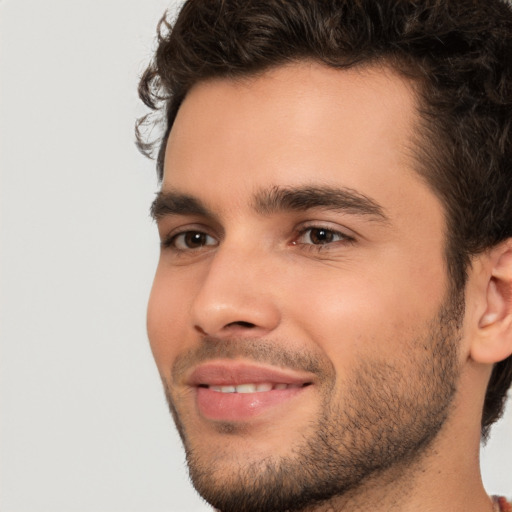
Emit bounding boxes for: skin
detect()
[147,62,510,511]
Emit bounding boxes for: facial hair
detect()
[162,294,463,512]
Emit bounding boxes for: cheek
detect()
[280,251,447,367]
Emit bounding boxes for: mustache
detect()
[171,337,335,385]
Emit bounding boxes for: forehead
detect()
[162,61,426,216]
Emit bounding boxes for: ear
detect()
[470,239,512,364]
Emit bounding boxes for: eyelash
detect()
[292,226,354,249]
[161,225,355,254]
[161,230,218,251]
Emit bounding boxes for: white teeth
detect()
[208,383,291,393]
[236,384,257,393]
[210,386,236,393]
[255,383,273,392]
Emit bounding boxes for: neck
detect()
[303,444,492,512]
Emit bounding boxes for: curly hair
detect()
[137,0,512,439]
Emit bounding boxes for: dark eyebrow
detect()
[252,185,388,221]
[151,185,388,222]
[150,191,213,220]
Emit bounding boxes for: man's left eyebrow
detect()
[252,185,389,221]
[150,191,212,220]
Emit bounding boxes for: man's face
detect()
[147,63,463,511]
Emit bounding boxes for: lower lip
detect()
[196,386,308,421]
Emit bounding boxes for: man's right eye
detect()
[164,231,218,251]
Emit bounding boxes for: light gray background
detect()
[0,1,510,511]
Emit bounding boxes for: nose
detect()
[190,243,281,338]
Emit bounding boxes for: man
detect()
[137,1,512,511]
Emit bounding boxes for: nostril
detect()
[227,321,256,329]
[194,325,208,335]
[194,321,256,336]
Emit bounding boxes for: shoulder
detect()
[493,496,512,512]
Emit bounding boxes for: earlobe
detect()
[471,241,512,364]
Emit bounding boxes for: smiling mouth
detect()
[187,361,315,421]
[199,382,312,393]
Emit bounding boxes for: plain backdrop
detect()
[0,1,510,511]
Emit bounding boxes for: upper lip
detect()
[187,360,315,387]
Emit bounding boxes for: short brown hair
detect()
[137,0,512,438]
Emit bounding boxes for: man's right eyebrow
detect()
[150,191,212,220]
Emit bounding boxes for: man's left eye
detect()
[296,227,348,245]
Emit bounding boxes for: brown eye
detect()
[308,228,335,244]
[298,227,345,245]
[172,231,217,250]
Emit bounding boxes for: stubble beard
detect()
[163,294,463,512]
